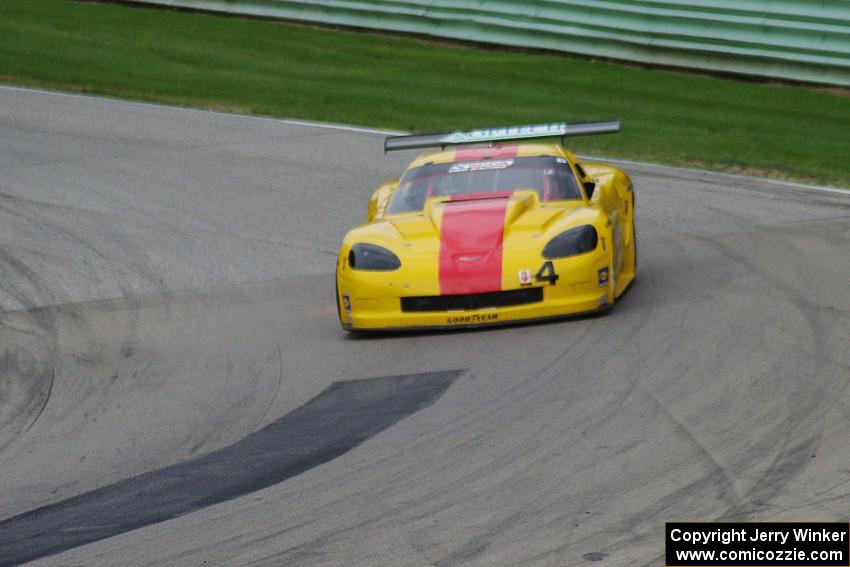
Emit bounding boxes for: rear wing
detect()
[384,120,620,152]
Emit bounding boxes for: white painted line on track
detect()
[3,84,847,196]
[0,84,402,136]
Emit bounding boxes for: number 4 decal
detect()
[535,261,559,285]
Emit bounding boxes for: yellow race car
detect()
[336,121,636,331]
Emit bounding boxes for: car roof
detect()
[406,143,570,169]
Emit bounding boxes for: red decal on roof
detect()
[454,145,519,162]
[439,196,509,295]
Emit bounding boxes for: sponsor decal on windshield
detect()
[448,160,514,174]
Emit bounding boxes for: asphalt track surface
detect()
[1,86,849,566]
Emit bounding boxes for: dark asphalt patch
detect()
[0,370,460,566]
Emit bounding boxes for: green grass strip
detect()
[2,0,849,186]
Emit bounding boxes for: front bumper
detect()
[337,252,613,332]
[340,291,610,332]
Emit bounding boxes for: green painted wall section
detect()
[128,0,850,86]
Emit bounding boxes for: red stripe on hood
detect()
[454,145,519,161]
[439,195,510,295]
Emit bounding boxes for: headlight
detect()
[348,243,401,271]
[542,225,598,259]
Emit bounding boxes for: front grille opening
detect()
[401,287,543,312]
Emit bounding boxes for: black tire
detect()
[632,194,638,273]
[335,280,342,326]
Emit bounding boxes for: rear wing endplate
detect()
[384,120,620,152]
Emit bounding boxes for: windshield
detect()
[386,156,582,215]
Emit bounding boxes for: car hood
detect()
[345,192,600,295]
[385,192,594,244]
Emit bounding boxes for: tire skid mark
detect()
[0,190,160,457]
[0,246,61,454]
[0,193,167,306]
[694,232,847,517]
[516,243,710,565]
[497,224,848,565]
[640,388,744,510]
[596,223,850,565]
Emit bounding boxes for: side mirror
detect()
[583,180,596,200]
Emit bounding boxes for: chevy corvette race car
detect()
[336,121,636,331]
